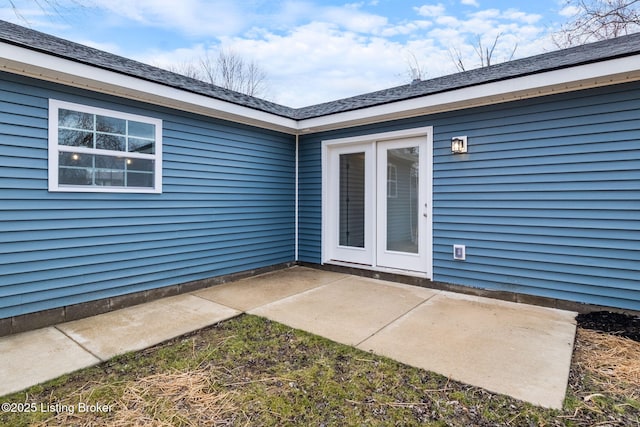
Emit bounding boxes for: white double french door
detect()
[323,129,432,277]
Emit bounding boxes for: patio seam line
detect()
[354,291,442,348]
[239,266,349,288]
[53,325,104,363]
[188,292,241,312]
[294,272,353,289]
[245,275,354,313]
[188,294,245,321]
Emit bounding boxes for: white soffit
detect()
[0,43,298,134]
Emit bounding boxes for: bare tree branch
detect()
[6,0,80,24]
[553,0,640,47]
[164,61,202,81]
[447,33,517,72]
[448,47,467,72]
[162,49,270,99]
[405,51,426,81]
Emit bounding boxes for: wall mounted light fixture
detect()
[451,136,467,154]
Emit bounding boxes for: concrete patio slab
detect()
[57,294,240,361]
[249,275,439,345]
[0,267,578,409]
[0,327,100,396]
[358,291,577,409]
[195,266,346,311]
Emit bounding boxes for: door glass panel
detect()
[386,147,419,253]
[339,152,365,248]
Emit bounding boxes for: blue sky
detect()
[2,1,578,107]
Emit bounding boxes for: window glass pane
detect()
[59,152,92,185]
[59,129,94,148]
[96,115,126,134]
[94,155,125,186]
[126,158,154,172]
[129,121,155,139]
[96,134,126,151]
[386,147,419,254]
[128,138,155,154]
[126,158,154,187]
[59,167,91,185]
[127,172,154,187]
[94,155,124,170]
[339,152,365,248]
[59,152,92,168]
[59,109,93,130]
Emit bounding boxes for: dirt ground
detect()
[576,310,640,342]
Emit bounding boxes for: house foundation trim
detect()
[0,262,295,337]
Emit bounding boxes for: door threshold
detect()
[324,260,429,279]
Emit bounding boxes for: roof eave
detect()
[0,42,300,134]
[2,38,640,136]
[297,54,640,134]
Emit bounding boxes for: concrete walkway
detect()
[0,266,577,409]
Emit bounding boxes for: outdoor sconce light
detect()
[451,136,467,154]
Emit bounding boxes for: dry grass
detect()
[3,316,637,426]
[35,369,238,427]
[574,328,640,397]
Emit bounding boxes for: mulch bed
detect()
[576,311,640,342]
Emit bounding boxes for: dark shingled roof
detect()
[2,19,640,121]
[0,20,296,118]
[295,32,640,119]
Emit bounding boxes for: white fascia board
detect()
[3,41,640,135]
[0,42,298,134]
[298,55,640,133]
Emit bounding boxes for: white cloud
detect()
[138,44,208,69]
[435,15,461,27]
[87,0,248,37]
[86,0,392,38]
[136,0,555,107]
[559,5,581,17]
[502,9,542,24]
[39,1,557,107]
[415,4,446,18]
[469,8,501,20]
[381,20,432,37]
[217,22,409,106]
[321,6,388,33]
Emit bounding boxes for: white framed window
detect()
[48,99,162,193]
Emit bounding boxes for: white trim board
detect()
[2,41,640,135]
[48,99,163,193]
[321,126,433,277]
[0,43,298,134]
[298,56,640,133]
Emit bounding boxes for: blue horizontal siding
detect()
[297,140,323,263]
[0,72,295,318]
[298,81,640,310]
